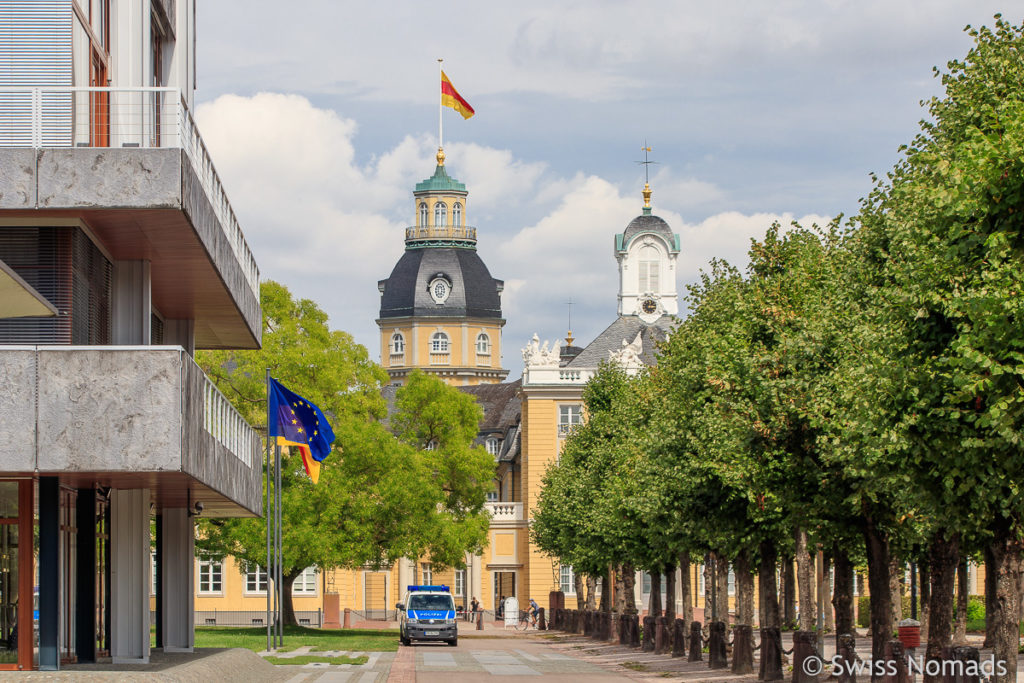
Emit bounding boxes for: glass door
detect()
[0,481,33,670]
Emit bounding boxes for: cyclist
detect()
[528,598,539,627]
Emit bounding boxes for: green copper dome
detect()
[415,165,467,194]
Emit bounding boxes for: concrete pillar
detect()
[470,553,482,611]
[397,558,412,597]
[160,508,194,652]
[110,489,151,664]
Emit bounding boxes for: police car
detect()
[396,585,458,646]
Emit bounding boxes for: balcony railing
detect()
[405,225,477,242]
[0,87,259,294]
[485,502,523,522]
[201,367,260,470]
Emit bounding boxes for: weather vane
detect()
[565,298,575,346]
[636,142,657,184]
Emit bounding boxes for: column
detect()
[38,477,59,671]
[110,489,151,664]
[75,489,97,663]
[160,508,194,652]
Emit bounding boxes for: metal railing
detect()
[405,225,477,241]
[0,86,259,294]
[201,365,260,469]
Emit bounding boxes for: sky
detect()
[192,1,1012,376]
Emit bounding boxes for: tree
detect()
[196,282,492,624]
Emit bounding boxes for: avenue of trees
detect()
[195,281,494,624]
[532,17,1024,683]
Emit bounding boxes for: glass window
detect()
[198,557,223,594]
[421,563,432,585]
[486,489,499,502]
[641,571,651,594]
[408,593,454,611]
[476,333,490,354]
[151,552,157,596]
[638,244,660,292]
[424,439,438,451]
[431,332,449,353]
[391,333,405,354]
[485,438,500,456]
[419,202,428,227]
[454,569,465,596]
[560,565,576,595]
[452,202,462,226]
[246,565,268,593]
[558,405,583,436]
[293,566,317,595]
[434,202,447,226]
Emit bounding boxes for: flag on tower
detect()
[267,378,336,484]
[441,71,475,119]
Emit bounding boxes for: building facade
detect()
[0,0,262,669]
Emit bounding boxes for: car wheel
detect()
[447,638,458,647]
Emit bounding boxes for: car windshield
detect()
[408,594,454,611]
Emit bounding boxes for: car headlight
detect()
[407,618,419,624]
[445,618,456,625]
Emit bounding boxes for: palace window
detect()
[452,202,462,226]
[558,404,583,436]
[638,244,661,292]
[434,202,447,227]
[485,438,500,456]
[391,332,405,355]
[246,565,269,593]
[424,439,439,451]
[419,202,428,227]
[293,566,318,595]
[454,569,466,596]
[560,565,576,595]
[430,332,449,353]
[198,556,223,594]
[421,563,433,585]
[476,333,490,354]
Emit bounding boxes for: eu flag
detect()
[268,378,335,483]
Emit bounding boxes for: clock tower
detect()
[615,182,681,323]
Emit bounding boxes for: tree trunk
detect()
[988,528,1024,683]
[782,556,796,628]
[919,561,930,636]
[620,563,637,615]
[703,555,713,623]
[888,555,903,633]
[796,528,816,630]
[665,564,677,622]
[735,550,755,626]
[678,552,692,624]
[953,559,967,644]
[649,571,662,617]
[573,572,585,610]
[923,531,959,683]
[601,565,614,613]
[984,544,997,648]
[864,516,892,681]
[281,568,302,627]
[832,547,854,643]
[585,574,597,610]
[758,540,783,681]
[823,552,835,631]
[716,556,729,622]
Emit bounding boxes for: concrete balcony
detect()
[0,87,260,349]
[485,501,524,523]
[0,346,262,516]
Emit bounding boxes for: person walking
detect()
[470,596,480,623]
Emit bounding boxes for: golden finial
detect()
[642,181,652,208]
[566,330,575,346]
[436,147,446,167]
[565,299,575,346]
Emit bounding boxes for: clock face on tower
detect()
[641,298,658,315]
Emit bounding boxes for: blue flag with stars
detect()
[268,378,335,469]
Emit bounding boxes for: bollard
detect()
[538,607,546,631]
[688,621,703,662]
[610,612,621,644]
[584,610,593,637]
[792,631,818,683]
[642,615,656,652]
[672,618,687,658]
[654,616,668,654]
[731,624,754,674]
[759,627,783,682]
[708,621,728,669]
[628,614,641,648]
[476,610,484,630]
[835,633,857,683]
[343,607,351,629]
[883,640,908,683]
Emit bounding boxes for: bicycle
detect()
[515,609,538,630]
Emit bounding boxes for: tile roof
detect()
[566,315,675,368]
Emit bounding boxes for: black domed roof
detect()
[378,248,503,319]
[622,213,674,244]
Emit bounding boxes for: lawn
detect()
[192,625,399,653]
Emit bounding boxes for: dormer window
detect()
[434,201,447,227]
[452,202,462,226]
[476,333,490,354]
[419,202,428,227]
[391,332,405,355]
[638,244,660,292]
[485,437,500,455]
[428,275,451,304]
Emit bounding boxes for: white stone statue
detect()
[609,332,644,371]
[522,333,562,368]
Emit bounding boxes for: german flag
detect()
[441,71,475,119]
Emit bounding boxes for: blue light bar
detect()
[407,585,450,592]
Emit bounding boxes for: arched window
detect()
[485,437,500,455]
[419,202,428,227]
[430,331,449,353]
[476,333,490,354]
[638,244,660,292]
[391,332,405,355]
[452,202,462,226]
[424,439,438,451]
[434,201,447,227]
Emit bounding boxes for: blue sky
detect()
[193,1,1012,374]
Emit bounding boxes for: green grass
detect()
[263,654,369,666]
[621,661,649,671]
[192,625,399,653]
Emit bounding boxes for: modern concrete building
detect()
[0,0,262,670]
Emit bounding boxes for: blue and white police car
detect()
[396,585,458,646]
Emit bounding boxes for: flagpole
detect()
[265,369,272,652]
[437,58,443,152]
[276,440,283,645]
